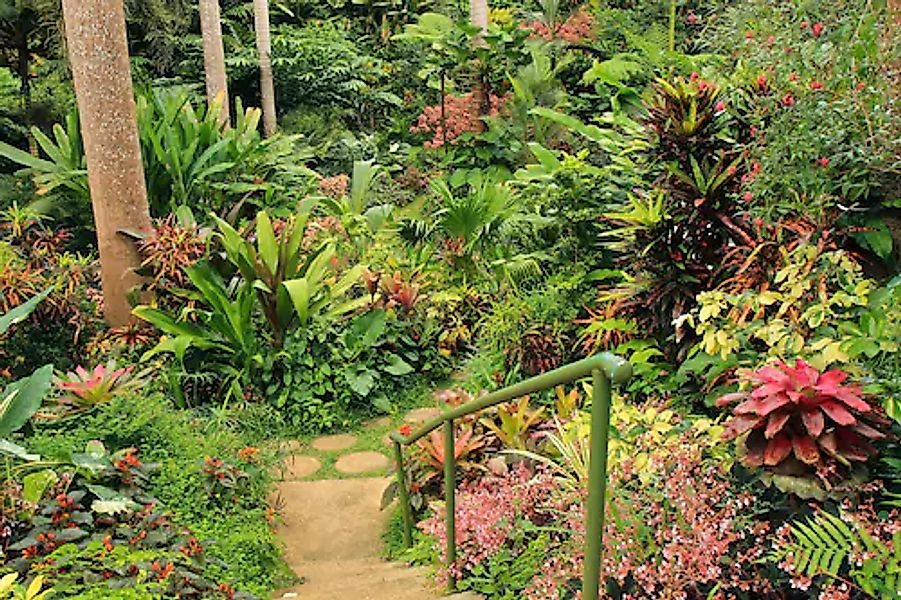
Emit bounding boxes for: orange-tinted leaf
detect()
[764,410,791,439]
[792,434,820,465]
[716,392,749,408]
[744,429,766,467]
[723,415,761,440]
[736,393,790,416]
[801,408,824,437]
[763,433,792,466]
[819,431,837,455]
[820,400,856,426]
[852,422,885,440]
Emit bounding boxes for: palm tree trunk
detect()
[199,0,230,126]
[14,19,36,155]
[469,0,489,130]
[61,0,152,326]
[253,0,277,137]
[469,0,488,39]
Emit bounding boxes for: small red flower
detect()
[714,100,726,113]
[781,94,795,107]
[809,80,823,91]
[800,20,809,29]
[766,35,776,46]
[237,446,259,460]
[744,30,754,40]
[743,191,753,202]
[789,72,799,82]
[755,74,768,89]
[689,71,699,81]
[812,22,824,37]
[817,157,830,167]
[399,424,413,437]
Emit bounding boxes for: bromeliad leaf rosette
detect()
[717,359,891,490]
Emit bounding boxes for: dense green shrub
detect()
[228,20,402,119]
[259,306,450,432]
[19,393,287,597]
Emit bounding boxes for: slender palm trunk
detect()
[61,0,152,326]
[253,0,277,137]
[199,0,230,126]
[469,0,489,130]
[15,21,36,155]
[469,0,488,40]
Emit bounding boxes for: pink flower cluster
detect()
[318,174,349,198]
[523,436,773,598]
[521,11,596,43]
[418,464,556,584]
[411,93,508,149]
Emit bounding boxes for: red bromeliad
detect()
[717,359,887,483]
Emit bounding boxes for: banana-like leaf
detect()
[0,287,52,335]
[256,211,279,276]
[0,364,53,436]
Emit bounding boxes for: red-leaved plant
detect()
[717,359,889,487]
[40,361,147,419]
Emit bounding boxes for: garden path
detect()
[272,413,481,600]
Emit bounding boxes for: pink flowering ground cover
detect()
[415,423,898,599]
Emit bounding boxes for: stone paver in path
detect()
[311,433,357,452]
[363,416,391,430]
[277,455,321,481]
[335,451,389,475]
[403,407,442,424]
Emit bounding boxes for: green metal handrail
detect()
[389,352,631,598]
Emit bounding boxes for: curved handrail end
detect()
[596,352,632,386]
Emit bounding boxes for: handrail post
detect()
[443,419,457,592]
[582,368,612,599]
[393,441,414,548]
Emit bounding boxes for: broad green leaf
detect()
[23,469,58,504]
[0,364,53,436]
[283,278,312,324]
[256,211,279,275]
[0,439,39,460]
[345,368,376,396]
[384,353,414,376]
[0,287,52,335]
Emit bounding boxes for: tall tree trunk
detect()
[61,0,152,326]
[253,0,277,137]
[469,0,488,40]
[199,0,230,126]
[15,21,35,155]
[469,0,489,131]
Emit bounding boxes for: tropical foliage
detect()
[1,0,899,597]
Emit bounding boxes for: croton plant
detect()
[717,359,890,489]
